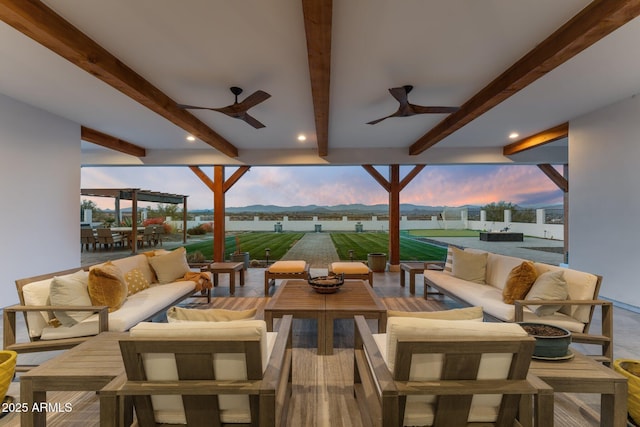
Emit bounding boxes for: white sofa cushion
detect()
[39,280,197,340]
[129,320,277,424]
[49,270,93,327]
[422,270,586,333]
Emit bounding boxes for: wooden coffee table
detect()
[527,350,628,427]
[20,332,128,427]
[201,261,244,296]
[264,279,387,355]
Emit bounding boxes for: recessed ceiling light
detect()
[508,132,519,139]
[186,135,196,142]
[297,134,307,141]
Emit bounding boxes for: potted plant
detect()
[230,235,250,270]
[518,322,572,358]
[367,252,387,272]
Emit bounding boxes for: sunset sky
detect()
[81,164,564,211]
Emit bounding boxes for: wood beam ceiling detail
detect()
[302,0,332,157]
[0,0,238,158]
[81,126,146,157]
[538,164,568,193]
[503,123,569,156]
[409,0,640,156]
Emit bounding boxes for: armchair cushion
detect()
[330,262,370,274]
[166,306,257,322]
[129,320,276,424]
[387,306,483,321]
[49,270,92,327]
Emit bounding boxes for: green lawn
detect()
[330,232,447,262]
[184,231,447,262]
[183,232,304,260]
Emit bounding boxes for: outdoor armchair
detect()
[353,315,554,427]
[100,315,293,427]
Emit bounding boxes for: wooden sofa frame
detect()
[353,315,554,427]
[4,266,203,370]
[100,315,293,427]
[423,261,613,364]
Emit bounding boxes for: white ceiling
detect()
[2,0,640,166]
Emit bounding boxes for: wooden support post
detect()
[213,166,225,263]
[363,164,426,272]
[388,166,400,271]
[182,196,187,244]
[131,190,138,254]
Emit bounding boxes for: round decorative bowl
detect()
[518,322,572,359]
[0,350,17,404]
[308,273,344,294]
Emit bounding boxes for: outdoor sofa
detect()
[3,248,209,366]
[423,246,613,363]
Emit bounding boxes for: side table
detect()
[399,262,425,294]
[201,262,245,296]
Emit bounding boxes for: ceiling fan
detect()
[177,86,271,129]
[367,85,459,125]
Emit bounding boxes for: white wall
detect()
[570,94,640,309]
[0,94,80,305]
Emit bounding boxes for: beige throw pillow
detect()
[49,270,92,327]
[148,247,190,284]
[502,261,538,304]
[387,306,483,321]
[88,261,127,312]
[451,247,488,284]
[524,270,568,316]
[167,306,257,322]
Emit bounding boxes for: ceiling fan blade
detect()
[242,112,266,129]
[238,90,271,110]
[211,105,240,116]
[410,104,460,114]
[176,103,215,110]
[366,111,402,125]
[388,86,410,106]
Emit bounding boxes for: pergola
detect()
[81,188,188,253]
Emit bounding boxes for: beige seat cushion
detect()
[167,306,257,322]
[267,260,307,273]
[387,306,483,321]
[330,262,370,274]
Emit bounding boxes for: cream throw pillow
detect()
[387,306,483,321]
[148,247,190,284]
[88,261,127,312]
[502,261,538,304]
[167,306,257,322]
[49,270,92,327]
[524,270,568,316]
[451,247,488,284]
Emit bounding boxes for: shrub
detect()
[187,225,206,235]
[200,222,214,233]
[186,251,206,263]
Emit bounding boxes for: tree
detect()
[481,201,535,223]
[148,203,180,220]
[80,199,102,221]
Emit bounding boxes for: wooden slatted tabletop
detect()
[264,280,386,355]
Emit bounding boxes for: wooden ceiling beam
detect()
[410,0,640,155]
[503,123,568,156]
[362,165,391,192]
[223,166,251,193]
[81,126,146,157]
[302,0,332,157]
[0,0,238,158]
[189,166,215,192]
[538,164,568,193]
